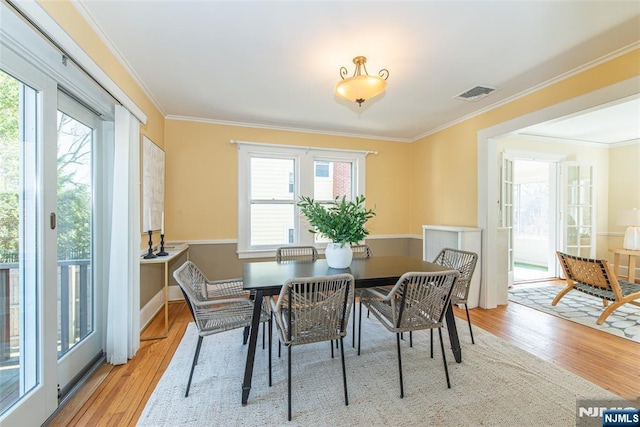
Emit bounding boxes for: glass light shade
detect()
[335,75,387,105]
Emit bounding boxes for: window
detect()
[237,143,367,257]
[315,161,330,178]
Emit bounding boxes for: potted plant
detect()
[297,194,376,268]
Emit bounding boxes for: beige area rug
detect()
[138,316,620,426]
[509,285,640,343]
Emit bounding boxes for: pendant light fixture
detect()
[335,56,389,107]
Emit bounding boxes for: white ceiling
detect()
[74,1,640,142]
[517,97,640,144]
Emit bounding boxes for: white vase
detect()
[325,243,353,269]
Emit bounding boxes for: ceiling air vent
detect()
[454,85,497,102]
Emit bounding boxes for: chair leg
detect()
[288,345,292,421]
[185,335,203,397]
[340,337,349,406]
[438,328,451,389]
[262,321,266,350]
[430,329,433,358]
[358,301,363,356]
[465,303,475,344]
[242,326,249,345]
[279,341,281,358]
[396,333,404,398]
[409,331,413,348]
[268,317,273,387]
[331,340,335,359]
[352,305,356,348]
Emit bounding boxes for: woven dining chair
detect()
[275,245,318,262]
[270,273,355,421]
[358,270,459,397]
[274,245,320,357]
[173,261,270,397]
[350,244,373,347]
[432,248,478,344]
[351,244,373,259]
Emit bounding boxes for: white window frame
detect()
[236,142,367,258]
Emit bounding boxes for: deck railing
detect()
[0,258,91,361]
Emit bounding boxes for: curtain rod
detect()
[229,139,378,156]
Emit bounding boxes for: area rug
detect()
[138,315,622,426]
[508,285,640,343]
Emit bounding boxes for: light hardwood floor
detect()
[49,281,640,426]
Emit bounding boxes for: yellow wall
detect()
[409,49,640,235]
[609,143,640,240]
[37,1,165,146]
[164,120,412,240]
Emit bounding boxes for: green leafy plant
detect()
[297,194,376,246]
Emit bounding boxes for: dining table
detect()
[240,255,463,405]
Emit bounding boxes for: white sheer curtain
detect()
[106,105,141,364]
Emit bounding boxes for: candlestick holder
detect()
[157,234,168,256]
[143,230,157,259]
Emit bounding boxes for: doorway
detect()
[478,76,639,309]
[512,159,557,283]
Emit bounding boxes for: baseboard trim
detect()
[140,287,185,331]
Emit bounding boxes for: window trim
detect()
[236,142,367,258]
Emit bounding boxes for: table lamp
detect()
[619,208,640,250]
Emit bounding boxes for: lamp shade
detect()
[619,208,640,250]
[618,208,640,226]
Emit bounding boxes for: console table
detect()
[609,248,640,284]
[140,243,189,340]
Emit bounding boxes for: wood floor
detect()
[49,281,640,426]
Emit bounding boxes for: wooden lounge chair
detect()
[553,251,640,325]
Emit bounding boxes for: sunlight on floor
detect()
[514,265,554,283]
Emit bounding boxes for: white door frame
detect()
[477,76,640,309]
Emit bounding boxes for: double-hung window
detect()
[237,142,367,257]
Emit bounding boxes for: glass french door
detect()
[56,92,103,397]
[562,162,595,258]
[1,42,105,426]
[499,152,514,286]
[0,51,59,425]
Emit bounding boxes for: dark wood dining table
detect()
[240,255,463,405]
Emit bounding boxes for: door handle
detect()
[50,212,56,229]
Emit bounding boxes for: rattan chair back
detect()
[432,248,478,304]
[351,244,373,259]
[364,271,459,333]
[276,246,318,262]
[271,274,354,346]
[173,261,267,337]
